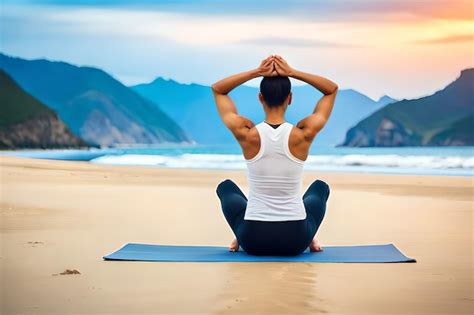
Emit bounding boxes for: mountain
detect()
[428,114,474,146]
[0,53,190,147]
[0,69,86,149]
[285,86,397,145]
[131,78,395,146]
[341,68,474,147]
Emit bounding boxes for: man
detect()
[212,55,338,256]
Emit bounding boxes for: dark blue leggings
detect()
[216,179,330,256]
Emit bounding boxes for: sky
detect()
[1,0,473,100]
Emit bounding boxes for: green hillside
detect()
[0,69,86,149]
[0,69,54,128]
[342,68,473,147]
[428,114,474,146]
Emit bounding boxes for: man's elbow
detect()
[211,83,222,94]
[322,84,338,96]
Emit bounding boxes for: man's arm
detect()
[274,56,338,142]
[211,56,276,140]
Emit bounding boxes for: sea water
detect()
[6,145,474,176]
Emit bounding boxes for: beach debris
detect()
[58,269,81,275]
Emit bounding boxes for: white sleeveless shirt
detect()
[244,121,306,221]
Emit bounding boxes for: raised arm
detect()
[274,55,338,142]
[211,56,276,140]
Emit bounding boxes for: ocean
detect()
[5,145,474,176]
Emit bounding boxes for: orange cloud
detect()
[414,34,474,44]
[419,0,473,21]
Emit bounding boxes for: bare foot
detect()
[310,239,323,252]
[229,238,239,252]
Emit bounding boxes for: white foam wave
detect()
[91,154,247,169]
[91,153,474,174]
[306,154,474,169]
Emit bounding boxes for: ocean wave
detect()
[306,154,474,169]
[91,154,247,169]
[91,153,474,172]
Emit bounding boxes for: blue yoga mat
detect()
[103,243,416,263]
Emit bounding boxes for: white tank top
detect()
[244,121,306,221]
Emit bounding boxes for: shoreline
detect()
[1,155,472,314]
[3,154,473,180]
[3,152,474,177]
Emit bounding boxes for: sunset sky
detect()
[1,0,472,100]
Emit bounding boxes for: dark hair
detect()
[260,76,291,107]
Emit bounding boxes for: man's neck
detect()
[264,110,286,124]
[264,115,286,124]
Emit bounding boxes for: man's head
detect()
[259,76,292,109]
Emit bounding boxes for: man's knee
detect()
[308,179,330,201]
[315,179,330,192]
[216,178,234,197]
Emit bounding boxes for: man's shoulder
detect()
[289,124,306,144]
[245,124,260,144]
[228,116,258,142]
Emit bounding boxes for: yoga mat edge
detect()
[103,243,416,263]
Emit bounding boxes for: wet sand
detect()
[1,155,472,314]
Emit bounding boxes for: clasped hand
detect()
[258,55,294,77]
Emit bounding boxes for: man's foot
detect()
[310,239,323,252]
[229,238,239,252]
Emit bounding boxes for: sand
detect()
[1,155,472,314]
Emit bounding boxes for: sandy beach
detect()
[1,155,472,314]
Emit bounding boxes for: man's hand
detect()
[274,55,294,77]
[258,56,278,77]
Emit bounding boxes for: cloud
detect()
[413,34,473,45]
[239,36,360,48]
[334,0,473,21]
[1,1,472,100]
[2,5,365,49]
[3,0,472,22]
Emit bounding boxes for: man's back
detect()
[244,121,306,221]
[241,119,311,162]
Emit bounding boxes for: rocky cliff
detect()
[0,70,86,149]
[0,114,86,149]
[341,68,473,147]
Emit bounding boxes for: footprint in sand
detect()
[27,241,44,247]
